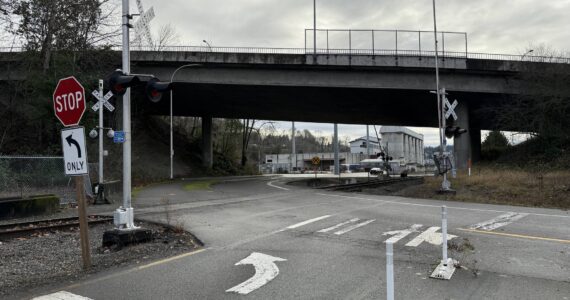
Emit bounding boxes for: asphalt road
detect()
[27,176,570,300]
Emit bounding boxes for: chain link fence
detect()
[0,156,93,205]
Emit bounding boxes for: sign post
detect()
[91,80,115,204]
[312,156,320,178]
[54,76,91,269]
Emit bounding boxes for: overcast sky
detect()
[145,0,568,146]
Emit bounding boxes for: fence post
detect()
[441,32,445,60]
[386,240,394,300]
[372,29,376,56]
[348,29,352,56]
[395,30,398,57]
[418,31,422,59]
[304,29,307,54]
[327,29,329,55]
[465,33,468,58]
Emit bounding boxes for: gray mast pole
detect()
[121,0,134,228]
[98,80,104,186]
[432,0,450,191]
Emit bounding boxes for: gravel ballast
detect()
[0,220,201,297]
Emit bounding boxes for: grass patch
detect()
[183,180,218,191]
[397,166,570,209]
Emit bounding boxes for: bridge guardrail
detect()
[1,46,569,64]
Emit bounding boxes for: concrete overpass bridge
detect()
[129,46,569,168]
[2,44,568,168]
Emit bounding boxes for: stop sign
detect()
[53,76,86,127]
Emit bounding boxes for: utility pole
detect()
[432,0,451,191]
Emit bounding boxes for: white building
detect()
[349,136,381,156]
[379,126,424,165]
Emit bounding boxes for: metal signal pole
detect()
[432,0,450,191]
[120,0,135,229]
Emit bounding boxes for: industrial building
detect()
[262,126,424,173]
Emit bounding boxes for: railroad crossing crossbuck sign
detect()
[61,127,89,175]
[444,98,458,121]
[312,156,321,165]
[91,90,115,112]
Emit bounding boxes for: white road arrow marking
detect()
[33,291,92,300]
[318,218,360,233]
[226,252,287,295]
[334,219,375,235]
[405,226,457,247]
[469,212,529,231]
[383,224,423,244]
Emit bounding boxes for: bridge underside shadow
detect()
[143,83,505,169]
[145,82,503,129]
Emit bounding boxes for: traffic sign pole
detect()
[98,80,104,191]
[75,175,91,269]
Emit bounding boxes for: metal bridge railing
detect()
[1,46,569,64]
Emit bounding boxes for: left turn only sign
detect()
[61,127,89,176]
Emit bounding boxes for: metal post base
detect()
[113,207,138,230]
[430,258,457,280]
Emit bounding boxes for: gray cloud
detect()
[147,0,562,146]
[150,0,570,53]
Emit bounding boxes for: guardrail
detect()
[1,45,569,64]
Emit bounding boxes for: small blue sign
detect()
[113,131,125,143]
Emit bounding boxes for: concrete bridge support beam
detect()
[202,116,213,169]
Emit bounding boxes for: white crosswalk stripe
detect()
[333,219,376,235]
[317,218,360,233]
[469,212,529,231]
[285,215,331,229]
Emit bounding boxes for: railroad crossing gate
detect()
[312,156,321,165]
[61,127,88,176]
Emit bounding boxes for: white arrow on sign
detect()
[91,90,114,112]
[226,252,287,295]
[444,98,458,120]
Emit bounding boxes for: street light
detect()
[202,40,212,52]
[169,64,201,179]
[521,49,534,61]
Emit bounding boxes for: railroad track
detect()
[0,215,113,239]
[316,177,424,191]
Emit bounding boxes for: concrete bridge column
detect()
[454,103,472,170]
[202,116,213,169]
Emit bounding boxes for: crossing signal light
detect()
[444,126,468,138]
[146,77,172,103]
[376,152,385,159]
[108,70,140,96]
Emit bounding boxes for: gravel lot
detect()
[0,220,201,297]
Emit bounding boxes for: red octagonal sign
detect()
[53,76,86,127]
